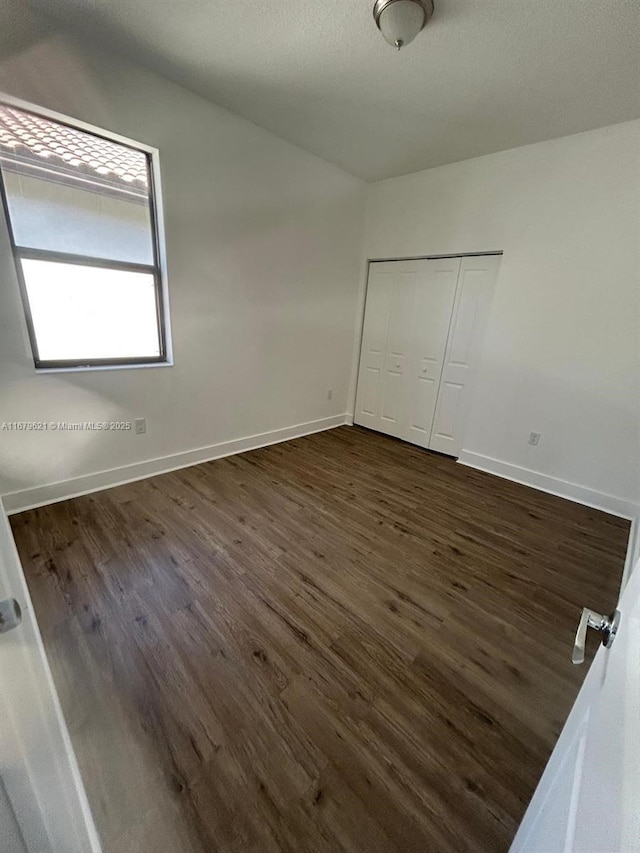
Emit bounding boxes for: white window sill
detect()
[35,359,174,375]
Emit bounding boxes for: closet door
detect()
[429,254,501,456]
[354,258,460,446]
[354,262,397,435]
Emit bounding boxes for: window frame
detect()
[0,94,173,372]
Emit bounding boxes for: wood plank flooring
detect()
[10,426,629,852]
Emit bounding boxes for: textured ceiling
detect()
[20,0,640,180]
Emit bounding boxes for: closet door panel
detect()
[380,366,404,429]
[355,258,461,446]
[407,363,439,435]
[354,266,393,428]
[405,260,460,445]
[429,255,501,456]
[379,267,415,437]
[359,364,381,418]
[430,380,464,443]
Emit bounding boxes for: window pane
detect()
[0,106,154,264]
[21,258,161,362]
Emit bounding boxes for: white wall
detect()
[360,122,640,516]
[0,27,364,505]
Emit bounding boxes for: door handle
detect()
[0,598,22,634]
[572,607,620,664]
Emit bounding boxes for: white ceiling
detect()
[26,0,640,180]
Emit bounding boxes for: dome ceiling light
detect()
[373,0,434,51]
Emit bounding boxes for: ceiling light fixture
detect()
[373,0,434,51]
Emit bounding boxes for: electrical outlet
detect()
[134,417,146,435]
[528,431,541,446]
[327,388,333,401]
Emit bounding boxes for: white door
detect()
[354,258,460,446]
[0,506,101,852]
[430,254,501,456]
[511,544,640,852]
[0,778,27,853]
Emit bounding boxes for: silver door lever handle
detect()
[572,607,620,665]
[0,598,22,634]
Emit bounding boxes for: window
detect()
[0,101,170,369]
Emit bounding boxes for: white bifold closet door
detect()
[354,254,500,457]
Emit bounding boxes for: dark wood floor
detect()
[11,426,629,852]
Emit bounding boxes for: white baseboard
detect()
[457,450,639,521]
[2,414,350,515]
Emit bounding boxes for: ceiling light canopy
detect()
[373,0,434,50]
